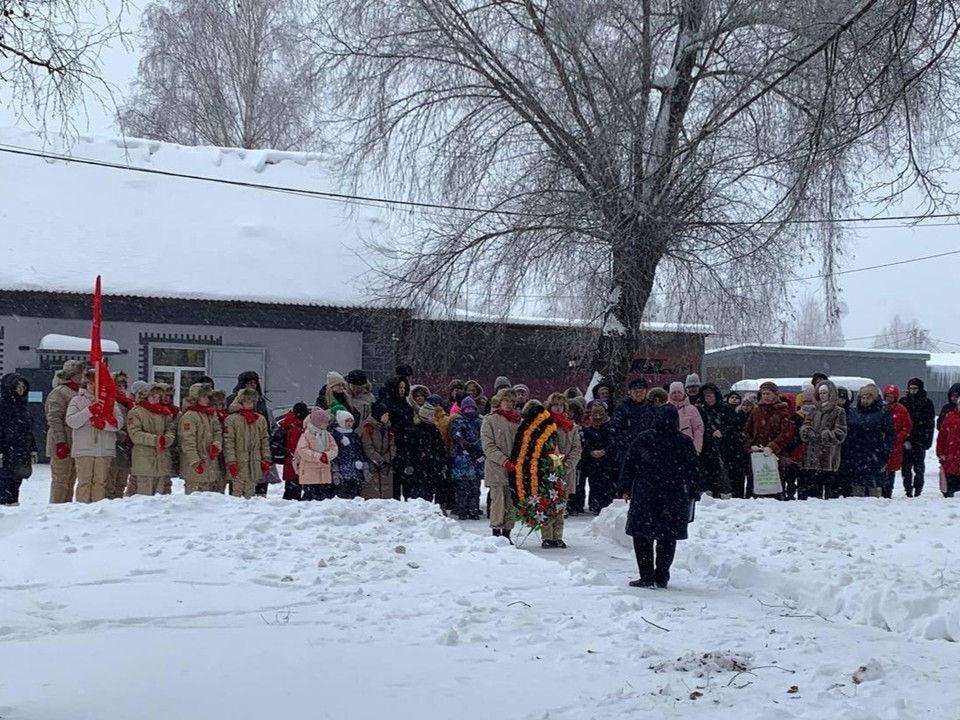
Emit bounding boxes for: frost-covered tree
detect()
[0,0,130,131]
[316,0,960,387]
[120,0,322,150]
[787,294,845,347]
[872,315,935,351]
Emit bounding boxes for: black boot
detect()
[629,578,655,588]
[492,528,502,537]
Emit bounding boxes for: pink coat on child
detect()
[294,422,339,485]
[668,382,704,454]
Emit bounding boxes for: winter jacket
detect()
[451,413,484,481]
[900,378,935,450]
[839,400,895,480]
[699,387,738,463]
[609,398,655,457]
[127,402,175,477]
[744,400,792,455]
[883,387,913,473]
[295,422,338,485]
[178,406,224,486]
[360,417,395,496]
[799,380,848,472]
[332,427,366,487]
[44,378,78,456]
[349,385,376,426]
[669,395,704,454]
[780,394,805,465]
[65,389,124,458]
[936,382,960,431]
[383,376,415,469]
[276,411,305,481]
[619,405,699,541]
[223,404,271,485]
[581,422,618,490]
[407,418,447,500]
[481,409,521,488]
[936,408,960,476]
[226,372,276,431]
[0,373,36,474]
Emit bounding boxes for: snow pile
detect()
[0,127,395,307]
[590,496,960,641]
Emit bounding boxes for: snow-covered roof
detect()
[928,353,960,368]
[0,127,393,308]
[707,343,930,357]
[37,333,120,354]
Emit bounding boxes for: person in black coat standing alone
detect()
[618,404,700,590]
[900,377,936,497]
[0,372,38,506]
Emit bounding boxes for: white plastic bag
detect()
[751,452,783,496]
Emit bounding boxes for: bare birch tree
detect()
[120,0,322,150]
[787,293,845,347]
[316,0,960,387]
[872,314,935,350]
[0,1,130,131]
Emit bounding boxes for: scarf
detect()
[550,411,575,432]
[139,400,170,415]
[494,408,522,424]
[237,408,261,424]
[117,394,135,410]
[65,381,80,392]
[186,404,215,416]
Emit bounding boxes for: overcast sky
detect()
[1,4,956,353]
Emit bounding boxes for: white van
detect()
[730,376,876,397]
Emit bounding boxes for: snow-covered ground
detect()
[3,469,960,719]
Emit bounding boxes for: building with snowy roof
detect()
[0,127,711,456]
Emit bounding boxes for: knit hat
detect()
[418,402,437,423]
[336,410,355,427]
[327,371,347,388]
[345,369,368,386]
[494,376,511,390]
[759,381,779,394]
[310,407,330,427]
[460,396,478,413]
[130,380,149,398]
[292,402,310,419]
[395,364,414,378]
[512,384,530,394]
[628,378,648,390]
[371,402,389,421]
[236,387,259,405]
[837,387,850,402]
[685,373,702,388]
[669,381,686,396]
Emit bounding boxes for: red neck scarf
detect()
[117,394,135,410]
[139,400,170,415]
[551,411,575,432]
[187,404,215,416]
[65,381,80,392]
[495,408,522,424]
[237,408,260,424]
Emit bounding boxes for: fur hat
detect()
[81,367,98,385]
[460,396,478,413]
[759,381,779,395]
[209,389,227,405]
[310,407,330,428]
[628,378,648,390]
[57,359,86,381]
[345,369,368,386]
[327,371,347,388]
[494,376,511,390]
[448,379,465,391]
[522,399,544,417]
[112,370,129,385]
[235,387,259,405]
[647,387,668,404]
[136,382,164,402]
[490,389,517,409]
[685,373,702,388]
[292,402,310,420]
[545,392,568,412]
[336,410,355,427]
[186,383,213,404]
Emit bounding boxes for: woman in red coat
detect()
[883,385,913,499]
[276,402,310,500]
[936,404,960,497]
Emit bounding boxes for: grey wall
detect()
[0,315,362,409]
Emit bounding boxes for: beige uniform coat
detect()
[223,405,271,484]
[178,408,224,486]
[555,424,583,494]
[360,417,395,497]
[127,404,175,477]
[65,389,125,457]
[45,380,78,455]
[481,412,520,488]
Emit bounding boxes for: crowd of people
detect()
[2,362,960,573]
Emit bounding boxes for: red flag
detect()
[90,276,118,422]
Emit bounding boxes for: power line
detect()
[3,142,960,228]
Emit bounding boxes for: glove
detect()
[354,460,364,470]
[260,460,272,474]
[158,434,167,450]
[88,400,104,416]
[91,416,106,430]
[750,445,763,453]
[30,452,38,465]
[228,463,239,479]
[821,429,831,440]
[208,445,220,460]
[504,461,516,473]
[194,461,205,475]
[56,443,70,460]
[320,453,330,464]
[763,446,773,457]
[904,441,912,450]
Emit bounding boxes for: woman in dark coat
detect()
[382,376,415,500]
[840,384,894,498]
[699,383,735,498]
[0,372,37,506]
[581,400,618,513]
[617,404,700,589]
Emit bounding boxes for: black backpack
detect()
[270,424,288,465]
